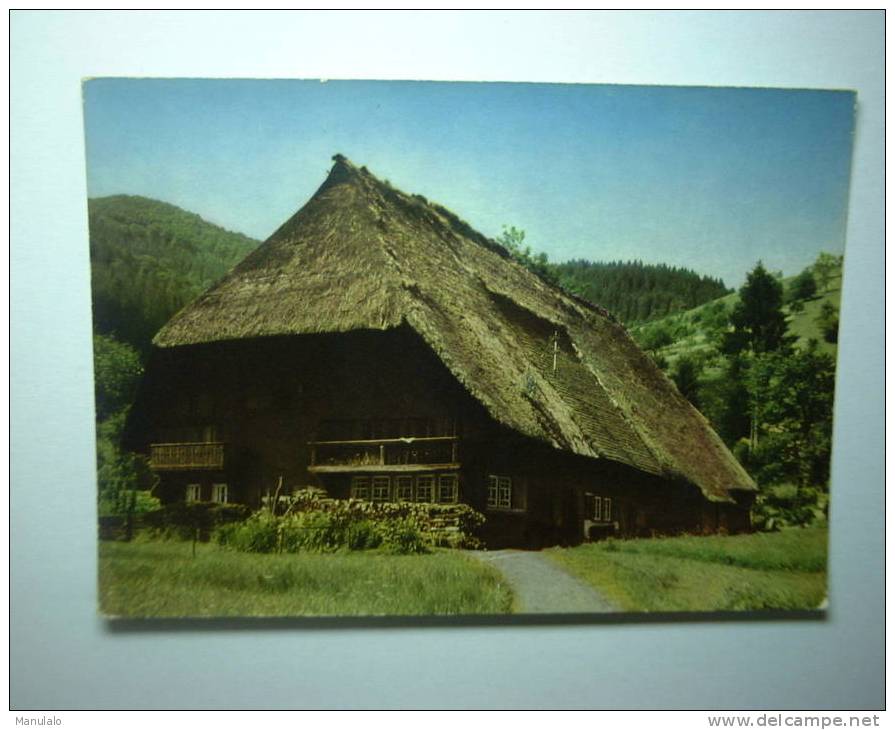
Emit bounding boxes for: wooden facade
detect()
[129,326,752,547]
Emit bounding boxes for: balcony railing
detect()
[150,442,226,471]
[308,436,459,473]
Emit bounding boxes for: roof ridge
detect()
[334,156,622,323]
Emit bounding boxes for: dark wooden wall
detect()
[131,327,491,506]
[128,326,751,545]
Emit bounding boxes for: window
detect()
[487,475,522,511]
[351,476,370,500]
[395,476,414,502]
[498,477,512,509]
[212,483,228,504]
[371,476,391,502]
[487,476,499,509]
[592,495,613,522]
[437,474,458,504]
[415,475,435,503]
[186,483,201,503]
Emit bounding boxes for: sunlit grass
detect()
[545,527,827,612]
[99,541,513,618]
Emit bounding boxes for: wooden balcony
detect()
[150,442,226,471]
[308,436,459,474]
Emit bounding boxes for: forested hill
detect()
[552,260,731,324]
[88,195,259,353]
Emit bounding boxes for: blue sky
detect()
[83,79,855,288]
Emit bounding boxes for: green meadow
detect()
[546,527,827,613]
[99,540,513,618]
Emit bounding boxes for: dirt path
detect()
[467,549,616,614]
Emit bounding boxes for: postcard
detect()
[84,79,854,618]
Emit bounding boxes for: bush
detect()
[348,519,383,551]
[702,301,729,334]
[787,269,817,304]
[377,517,429,555]
[93,334,143,421]
[638,323,674,352]
[143,502,250,540]
[96,411,158,517]
[212,495,485,555]
[212,500,484,555]
[215,512,278,552]
[816,302,839,344]
[671,355,702,408]
[751,486,827,532]
[282,511,346,553]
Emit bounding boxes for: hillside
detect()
[89,195,259,353]
[552,259,730,325]
[630,259,843,369]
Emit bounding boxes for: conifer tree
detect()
[723,261,792,356]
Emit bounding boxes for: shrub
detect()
[816,302,839,344]
[209,503,252,525]
[214,498,484,554]
[213,522,240,547]
[671,355,702,408]
[787,269,817,303]
[377,517,429,555]
[146,502,251,540]
[348,519,383,551]
[283,511,345,553]
[93,334,143,421]
[638,323,674,352]
[96,411,158,518]
[216,512,278,553]
[751,486,827,532]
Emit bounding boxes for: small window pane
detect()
[438,474,458,503]
[487,476,499,509]
[186,483,201,502]
[212,483,228,504]
[351,476,370,500]
[498,477,512,509]
[395,476,414,502]
[372,476,391,502]
[593,496,602,521]
[416,475,435,502]
[604,498,612,522]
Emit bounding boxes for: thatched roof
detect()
[155,155,755,502]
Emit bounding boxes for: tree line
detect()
[495,225,730,323]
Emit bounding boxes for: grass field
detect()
[99,541,513,618]
[545,527,827,613]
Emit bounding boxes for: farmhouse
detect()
[126,155,756,547]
